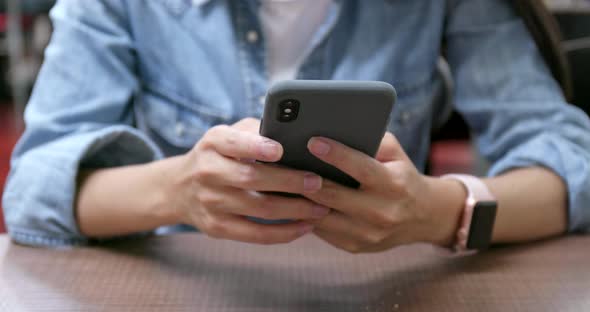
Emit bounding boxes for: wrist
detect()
[75,157,185,237]
[423,176,466,247]
[148,156,187,226]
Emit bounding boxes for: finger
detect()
[314,211,385,246]
[202,187,331,220]
[307,137,389,187]
[203,214,314,245]
[232,118,260,133]
[199,154,324,194]
[315,228,400,254]
[199,125,283,162]
[305,179,400,228]
[313,228,365,254]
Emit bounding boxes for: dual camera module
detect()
[277,99,300,122]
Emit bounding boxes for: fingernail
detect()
[312,205,330,219]
[258,140,281,159]
[298,224,315,236]
[303,173,322,192]
[308,138,331,156]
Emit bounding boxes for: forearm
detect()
[75,156,183,238]
[485,167,568,244]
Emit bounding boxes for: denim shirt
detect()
[3,0,590,247]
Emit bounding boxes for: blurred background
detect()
[0,0,589,233]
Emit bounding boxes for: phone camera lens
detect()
[277,99,300,122]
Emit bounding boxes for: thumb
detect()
[232,118,261,134]
[375,132,408,162]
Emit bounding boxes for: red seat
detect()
[0,108,20,234]
[429,140,475,176]
[0,132,18,234]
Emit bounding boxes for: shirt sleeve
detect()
[445,0,590,232]
[2,0,163,247]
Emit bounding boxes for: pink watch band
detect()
[441,174,497,252]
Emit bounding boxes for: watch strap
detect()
[441,174,498,251]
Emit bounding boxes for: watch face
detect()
[467,201,498,250]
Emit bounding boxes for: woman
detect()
[3,0,590,253]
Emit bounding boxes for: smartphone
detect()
[260,80,396,188]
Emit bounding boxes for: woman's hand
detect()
[167,118,330,245]
[304,133,465,253]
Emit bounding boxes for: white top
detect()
[259,0,333,86]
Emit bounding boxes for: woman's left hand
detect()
[304,133,465,253]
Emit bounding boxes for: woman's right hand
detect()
[166,119,330,244]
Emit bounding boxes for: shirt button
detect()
[246,30,259,43]
[175,122,186,137]
[400,112,411,124]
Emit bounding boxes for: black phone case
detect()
[260,80,396,188]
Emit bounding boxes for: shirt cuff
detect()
[487,132,590,233]
[3,125,163,247]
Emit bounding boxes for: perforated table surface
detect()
[1,233,589,311]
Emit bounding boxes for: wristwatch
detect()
[441,174,498,251]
